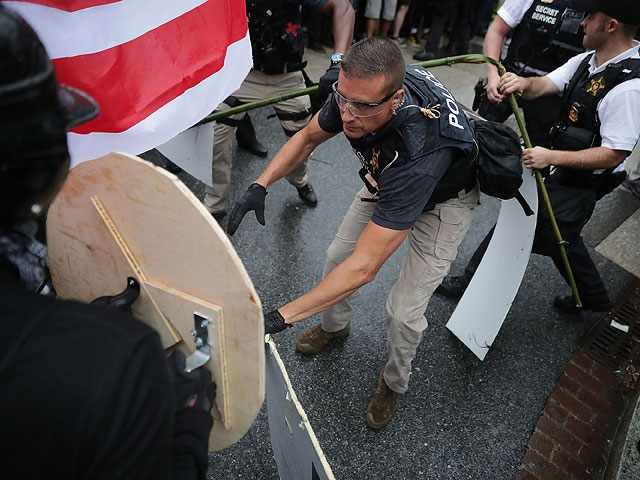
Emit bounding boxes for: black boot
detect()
[297,183,318,207]
[413,49,435,62]
[236,114,267,157]
[552,295,612,316]
[435,275,469,299]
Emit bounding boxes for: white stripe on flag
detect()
[3,0,206,58]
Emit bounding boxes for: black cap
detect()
[57,84,99,130]
[571,0,640,25]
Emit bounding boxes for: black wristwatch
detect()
[330,52,344,65]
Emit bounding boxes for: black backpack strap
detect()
[592,57,640,141]
[515,191,535,216]
[560,53,593,108]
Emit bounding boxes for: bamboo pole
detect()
[197,54,582,307]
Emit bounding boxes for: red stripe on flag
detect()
[52,0,248,133]
[15,0,121,12]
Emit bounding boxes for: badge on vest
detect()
[370,148,380,175]
[568,103,579,123]
[586,76,605,96]
[541,0,553,3]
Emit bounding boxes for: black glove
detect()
[317,63,341,108]
[167,350,216,413]
[227,183,267,236]
[90,277,140,312]
[264,309,292,335]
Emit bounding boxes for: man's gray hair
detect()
[341,37,406,94]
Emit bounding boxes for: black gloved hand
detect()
[167,350,216,413]
[90,277,140,312]
[264,309,292,335]
[317,63,341,108]
[227,183,267,236]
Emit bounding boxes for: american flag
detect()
[2,0,252,169]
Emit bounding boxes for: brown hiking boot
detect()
[295,323,350,355]
[366,369,398,429]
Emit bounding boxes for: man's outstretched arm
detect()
[277,221,409,325]
[227,116,335,235]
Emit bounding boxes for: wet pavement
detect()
[142,44,638,479]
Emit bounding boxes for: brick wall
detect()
[515,352,629,480]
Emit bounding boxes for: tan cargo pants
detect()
[321,185,480,393]
[204,69,312,215]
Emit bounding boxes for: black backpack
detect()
[471,118,534,216]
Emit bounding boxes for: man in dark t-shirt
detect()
[228,37,480,429]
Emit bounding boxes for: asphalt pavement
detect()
[143,41,638,479]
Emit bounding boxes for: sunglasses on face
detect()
[332,81,397,118]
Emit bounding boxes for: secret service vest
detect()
[550,52,640,188]
[247,0,306,75]
[552,53,640,150]
[504,0,584,75]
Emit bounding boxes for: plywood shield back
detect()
[47,152,264,451]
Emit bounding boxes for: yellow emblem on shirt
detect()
[586,76,605,96]
[569,105,579,123]
[540,0,554,3]
[370,148,380,175]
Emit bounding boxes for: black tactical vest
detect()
[549,52,640,188]
[503,0,585,75]
[347,66,477,202]
[551,52,640,151]
[247,0,306,75]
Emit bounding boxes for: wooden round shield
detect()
[47,152,264,451]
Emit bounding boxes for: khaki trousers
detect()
[204,69,312,215]
[321,185,480,393]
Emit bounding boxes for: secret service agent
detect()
[439,0,640,314]
[477,0,585,147]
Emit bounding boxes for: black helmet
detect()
[0,5,98,225]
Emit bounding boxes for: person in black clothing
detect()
[413,0,476,61]
[434,0,586,301]
[203,0,356,223]
[0,7,214,479]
